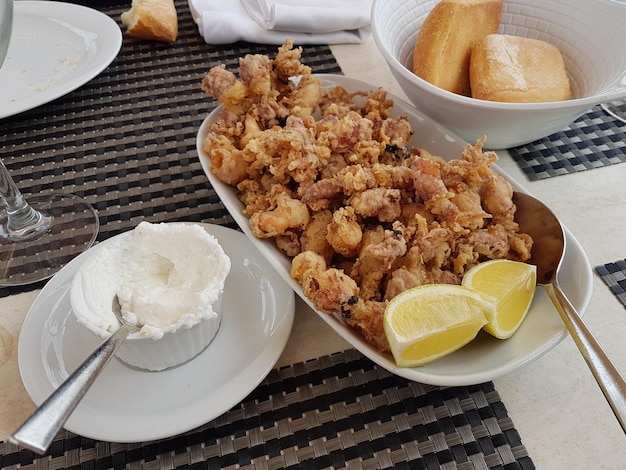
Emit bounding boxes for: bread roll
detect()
[121,0,178,43]
[412,0,503,96]
[470,34,571,102]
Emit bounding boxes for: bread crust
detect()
[121,0,178,43]
[412,0,503,96]
[469,34,571,102]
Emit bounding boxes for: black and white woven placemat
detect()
[508,106,626,180]
[596,259,626,309]
[0,349,535,470]
[0,0,341,296]
[1,5,537,468]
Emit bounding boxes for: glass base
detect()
[0,193,99,286]
[601,100,626,124]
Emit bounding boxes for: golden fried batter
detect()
[200,40,533,354]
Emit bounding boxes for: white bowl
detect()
[371,0,626,149]
[70,222,230,371]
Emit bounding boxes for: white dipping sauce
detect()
[73,222,231,340]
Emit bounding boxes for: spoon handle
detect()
[546,282,626,434]
[9,324,135,454]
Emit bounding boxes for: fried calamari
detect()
[200,40,532,353]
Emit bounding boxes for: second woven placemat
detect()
[0,0,342,296]
[509,106,626,180]
[0,349,535,470]
[596,259,626,309]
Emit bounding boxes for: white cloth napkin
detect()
[188,0,372,45]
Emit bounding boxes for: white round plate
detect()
[17,224,295,443]
[0,1,122,120]
[196,74,594,387]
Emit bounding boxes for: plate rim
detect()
[0,0,122,120]
[16,223,296,442]
[196,73,594,386]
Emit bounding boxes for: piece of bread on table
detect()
[470,34,571,102]
[121,0,178,43]
[412,0,503,96]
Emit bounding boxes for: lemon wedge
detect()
[383,285,493,368]
[462,259,537,339]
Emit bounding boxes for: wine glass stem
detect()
[0,158,50,239]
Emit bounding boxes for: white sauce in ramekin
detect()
[72,222,231,340]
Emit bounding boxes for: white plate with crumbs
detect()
[17,224,295,443]
[196,73,594,387]
[0,1,122,120]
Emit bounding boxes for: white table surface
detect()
[1,35,625,469]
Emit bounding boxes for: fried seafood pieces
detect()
[200,41,532,354]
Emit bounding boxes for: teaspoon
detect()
[513,191,626,434]
[9,295,140,454]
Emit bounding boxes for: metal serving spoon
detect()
[10,295,140,454]
[513,191,626,433]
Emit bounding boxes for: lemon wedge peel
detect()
[383,285,494,368]
[462,259,537,340]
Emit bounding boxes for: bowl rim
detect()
[370,0,626,110]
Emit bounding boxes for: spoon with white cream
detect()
[9,295,140,454]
